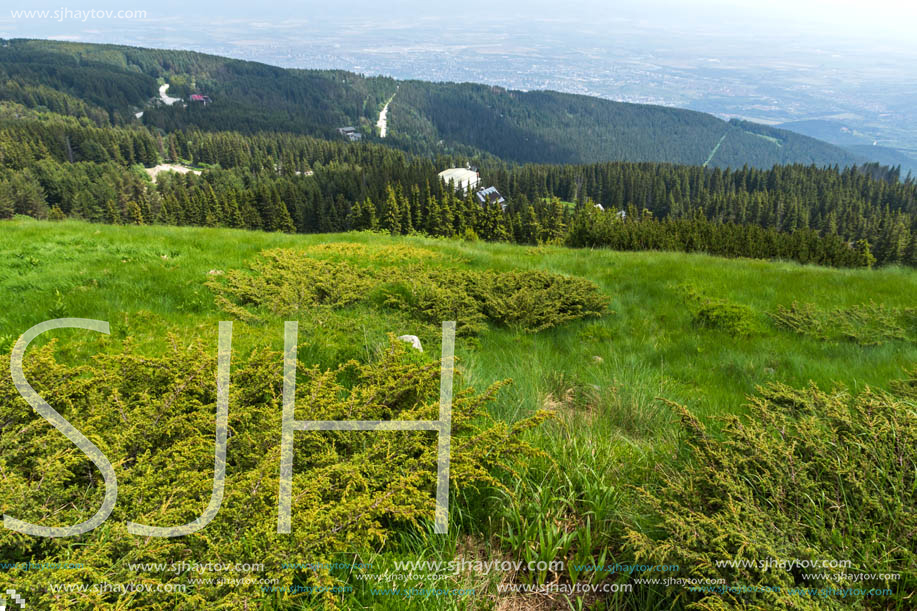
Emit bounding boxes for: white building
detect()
[438,167,480,193]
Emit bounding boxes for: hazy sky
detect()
[4,0,914,148]
[2,0,916,47]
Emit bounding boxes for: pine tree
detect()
[522,206,541,244]
[225,192,245,228]
[156,197,173,225]
[905,234,917,267]
[410,184,423,229]
[853,239,876,268]
[362,198,379,230]
[274,193,296,233]
[0,182,15,220]
[382,185,401,235]
[398,187,413,234]
[105,200,121,225]
[347,199,365,230]
[425,196,441,235]
[125,201,144,225]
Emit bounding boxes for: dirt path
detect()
[377,91,396,138]
[158,84,181,106]
[145,164,201,182]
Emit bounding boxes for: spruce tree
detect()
[125,201,144,225]
[382,186,401,235]
[398,186,413,234]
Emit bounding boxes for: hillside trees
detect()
[2,105,917,266]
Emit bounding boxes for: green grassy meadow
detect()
[1,217,915,610]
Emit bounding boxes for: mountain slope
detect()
[385,82,866,168]
[778,118,917,176]
[0,38,397,137]
[0,38,887,170]
[845,145,917,176]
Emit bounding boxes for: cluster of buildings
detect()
[438,167,506,210]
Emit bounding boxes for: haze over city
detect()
[5,1,916,162]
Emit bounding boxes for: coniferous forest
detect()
[2,106,915,267]
[1,38,916,269]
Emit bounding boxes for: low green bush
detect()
[680,284,763,337]
[209,248,609,336]
[626,378,917,610]
[693,301,762,337]
[471,270,612,333]
[208,251,376,322]
[0,336,549,610]
[771,301,916,346]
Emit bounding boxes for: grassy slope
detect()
[3,218,912,416]
[1,217,915,608]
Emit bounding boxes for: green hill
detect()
[386,82,866,167]
[1,217,915,609]
[777,119,917,176]
[0,38,396,137]
[0,38,877,170]
[847,144,917,177]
